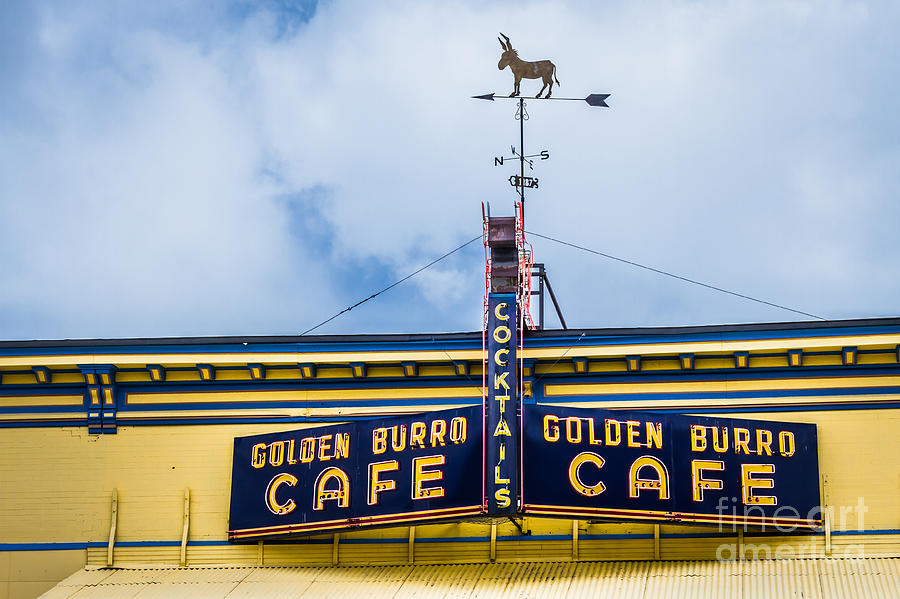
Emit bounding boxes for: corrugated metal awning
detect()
[41,559,900,598]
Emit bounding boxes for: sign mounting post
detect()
[476,33,611,517]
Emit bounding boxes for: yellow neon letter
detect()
[646,422,663,450]
[494,348,509,366]
[756,429,773,456]
[568,451,606,497]
[741,463,776,506]
[410,421,427,448]
[300,437,315,463]
[373,428,387,455]
[391,425,407,452]
[268,441,284,467]
[449,417,467,444]
[251,443,266,468]
[334,433,349,459]
[430,419,447,446]
[628,455,670,499]
[368,460,399,505]
[493,326,511,344]
[318,435,332,461]
[265,473,298,516]
[565,417,582,444]
[691,459,724,502]
[690,425,707,452]
[493,418,511,437]
[494,302,509,321]
[712,427,728,453]
[587,418,602,445]
[313,467,350,511]
[494,465,510,484]
[286,439,299,465]
[412,455,445,500]
[543,415,560,442]
[778,431,795,457]
[494,371,510,391]
[626,421,641,448]
[734,428,751,455]
[605,419,621,446]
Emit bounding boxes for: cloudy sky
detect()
[1,0,898,340]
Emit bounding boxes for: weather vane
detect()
[473,32,611,224]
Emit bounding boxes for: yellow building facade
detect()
[2,318,900,597]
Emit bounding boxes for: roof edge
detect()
[1,316,898,349]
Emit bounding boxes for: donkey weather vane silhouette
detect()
[497,32,560,99]
[473,33,611,225]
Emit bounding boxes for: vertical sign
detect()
[486,292,518,515]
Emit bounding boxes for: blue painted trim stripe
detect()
[3,365,899,400]
[605,402,900,415]
[3,529,897,551]
[0,543,95,551]
[118,398,479,411]
[0,420,87,428]
[526,325,900,347]
[116,416,388,426]
[10,364,883,397]
[6,398,900,428]
[0,387,86,396]
[542,386,900,402]
[537,366,900,386]
[545,387,900,404]
[3,382,898,417]
[832,528,900,536]
[117,379,482,394]
[0,406,86,414]
[0,339,482,357]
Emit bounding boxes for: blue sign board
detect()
[521,404,821,529]
[228,405,483,540]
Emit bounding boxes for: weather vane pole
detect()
[472,32,610,227]
[517,97,526,215]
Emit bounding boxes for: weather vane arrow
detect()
[472,92,610,107]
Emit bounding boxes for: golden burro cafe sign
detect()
[228,291,822,540]
[228,406,483,539]
[520,405,821,529]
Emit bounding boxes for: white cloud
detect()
[1,0,899,339]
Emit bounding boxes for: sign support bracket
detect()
[571,519,580,560]
[106,488,118,567]
[508,517,529,536]
[180,488,191,567]
[653,524,660,560]
[489,524,498,562]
